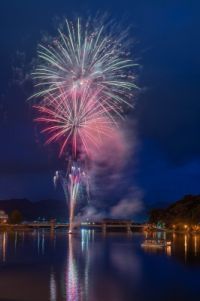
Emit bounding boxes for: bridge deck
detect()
[0,223,146,229]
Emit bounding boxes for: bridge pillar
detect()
[102,223,107,234]
[50,219,56,232]
[127,222,132,234]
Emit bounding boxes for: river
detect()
[0,230,199,301]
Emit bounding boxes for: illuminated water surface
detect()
[0,230,199,301]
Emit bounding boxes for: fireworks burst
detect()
[34,85,115,157]
[31,18,137,117]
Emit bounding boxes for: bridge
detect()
[1,220,148,233]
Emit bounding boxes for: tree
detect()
[149,209,165,224]
[9,210,23,224]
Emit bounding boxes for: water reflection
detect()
[166,245,171,256]
[2,231,7,262]
[194,235,198,256]
[184,234,188,261]
[141,231,200,264]
[1,230,200,266]
[63,230,93,301]
[0,230,200,301]
[66,235,79,301]
[14,231,18,252]
[50,268,57,301]
[37,230,41,254]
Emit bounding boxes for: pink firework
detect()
[34,85,116,157]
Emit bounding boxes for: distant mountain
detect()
[149,195,200,225]
[0,198,68,221]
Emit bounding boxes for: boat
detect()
[141,239,171,248]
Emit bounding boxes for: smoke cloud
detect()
[75,205,106,222]
[75,186,143,222]
[110,187,143,219]
[75,119,144,221]
[88,121,138,200]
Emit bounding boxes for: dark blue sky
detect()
[0,0,199,207]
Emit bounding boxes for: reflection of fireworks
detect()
[66,236,79,301]
[31,18,136,232]
[31,18,137,115]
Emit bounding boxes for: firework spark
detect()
[31,18,137,117]
[34,85,115,157]
[54,166,84,233]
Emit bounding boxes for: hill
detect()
[149,195,200,225]
[0,198,67,221]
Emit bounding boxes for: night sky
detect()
[0,0,199,210]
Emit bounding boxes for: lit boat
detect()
[141,239,171,248]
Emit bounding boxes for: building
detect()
[0,210,8,224]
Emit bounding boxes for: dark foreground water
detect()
[0,230,200,301]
